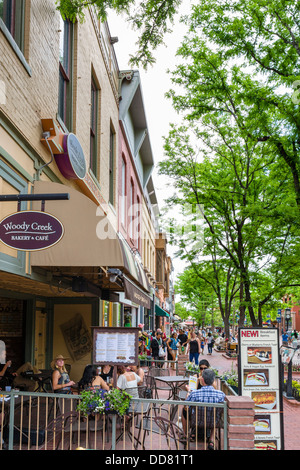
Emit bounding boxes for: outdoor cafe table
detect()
[114,401,150,449]
[153,375,189,400]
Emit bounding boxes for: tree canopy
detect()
[159,0,300,331]
[56,0,182,68]
[57,0,300,330]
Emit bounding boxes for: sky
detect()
[108,1,193,281]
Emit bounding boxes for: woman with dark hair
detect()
[184,359,217,392]
[78,364,109,391]
[196,359,218,389]
[99,365,113,383]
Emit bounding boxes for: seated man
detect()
[181,369,225,450]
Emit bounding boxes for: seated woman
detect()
[117,366,141,399]
[184,359,216,392]
[99,365,113,384]
[128,362,144,385]
[78,364,109,391]
[51,354,75,394]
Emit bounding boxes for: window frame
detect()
[129,179,134,239]
[109,127,115,205]
[121,156,126,227]
[0,0,25,52]
[58,17,73,130]
[90,75,99,176]
[0,0,30,74]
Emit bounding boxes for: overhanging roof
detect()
[30,181,150,296]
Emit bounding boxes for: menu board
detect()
[92,327,139,365]
[238,327,284,451]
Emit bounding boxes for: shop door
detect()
[34,304,47,370]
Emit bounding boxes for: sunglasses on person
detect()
[200,366,208,370]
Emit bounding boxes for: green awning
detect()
[155,305,170,317]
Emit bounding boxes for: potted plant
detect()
[138,354,147,366]
[77,387,132,417]
[185,362,200,375]
[220,369,239,394]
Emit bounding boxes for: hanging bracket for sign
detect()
[0,193,69,212]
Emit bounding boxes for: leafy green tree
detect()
[174,301,189,320]
[56,0,182,68]
[160,88,300,330]
[159,1,300,327]
[175,264,238,337]
[171,0,300,211]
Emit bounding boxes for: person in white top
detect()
[117,366,141,398]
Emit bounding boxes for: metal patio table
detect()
[153,376,189,400]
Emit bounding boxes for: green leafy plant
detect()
[292,380,300,391]
[77,388,132,417]
[138,354,147,361]
[220,371,238,387]
[220,363,238,387]
[185,362,200,373]
[211,367,219,378]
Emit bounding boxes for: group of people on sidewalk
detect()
[142,327,216,367]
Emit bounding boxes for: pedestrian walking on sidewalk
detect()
[186,331,200,365]
[167,332,179,369]
[207,333,214,355]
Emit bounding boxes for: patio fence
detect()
[0,390,227,451]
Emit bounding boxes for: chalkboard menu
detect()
[92,327,139,366]
[238,327,284,451]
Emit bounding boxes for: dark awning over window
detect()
[123,276,151,309]
[155,305,170,317]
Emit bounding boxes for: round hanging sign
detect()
[54,133,87,180]
[0,211,64,251]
